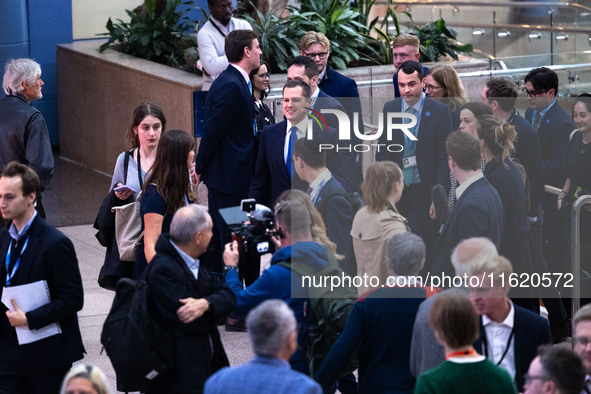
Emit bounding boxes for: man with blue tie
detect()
[196,29,262,273]
[376,60,453,241]
[249,80,312,207]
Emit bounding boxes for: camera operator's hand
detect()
[223,240,240,267]
[270,234,282,250]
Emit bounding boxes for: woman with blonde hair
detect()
[425,65,468,130]
[478,115,534,309]
[275,189,339,257]
[60,364,113,394]
[351,161,409,294]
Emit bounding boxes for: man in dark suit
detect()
[249,80,341,207]
[146,204,236,393]
[469,255,552,392]
[431,131,503,276]
[376,60,453,241]
[523,67,575,279]
[482,77,569,341]
[0,162,84,394]
[299,31,364,192]
[293,137,356,276]
[287,56,356,192]
[196,29,262,273]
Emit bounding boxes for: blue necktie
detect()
[286,127,298,177]
[248,80,257,135]
[403,106,418,186]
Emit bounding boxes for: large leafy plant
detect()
[288,0,372,70]
[99,0,197,68]
[411,18,473,62]
[243,8,300,72]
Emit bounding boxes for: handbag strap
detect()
[123,149,132,185]
[136,149,144,189]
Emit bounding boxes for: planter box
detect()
[57,40,203,174]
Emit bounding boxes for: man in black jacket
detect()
[0,58,54,222]
[0,162,84,394]
[146,204,236,393]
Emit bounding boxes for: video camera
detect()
[219,199,277,256]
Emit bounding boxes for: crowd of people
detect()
[1,1,591,391]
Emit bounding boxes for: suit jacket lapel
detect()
[15,217,43,282]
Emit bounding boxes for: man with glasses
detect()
[523,346,585,394]
[197,0,252,91]
[299,31,364,192]
[523,67,575,301]
[573,303,591,393]
[391,34,429,98]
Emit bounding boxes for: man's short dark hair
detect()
[1,161,40,197]
[275,200,311,239]
[524,67,559,97]
[294,138,326,169]
[485,78,518,112]
[537,345,586,394]
[446,131,481,171]
[287,56,319,78]
[283,79,311,99]
[399,60,424,80]
[225,30,258,64]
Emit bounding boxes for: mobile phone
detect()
[114,185,137,193]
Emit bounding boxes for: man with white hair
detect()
[0,58,53,222]
[410,237,498,377]
[204,300,322,393]
[146,204,236,393]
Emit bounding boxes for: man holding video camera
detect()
[222,199,329,374]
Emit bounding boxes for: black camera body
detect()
[228,199,276,256]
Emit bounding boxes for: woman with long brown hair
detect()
[135,129,197,278]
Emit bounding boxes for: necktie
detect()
[248,80,257,135]
[533,112,542,132]
[403,106,418,186]
[247,80,252,94]
[286,127,298,177]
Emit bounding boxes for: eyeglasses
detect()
[425,84,443,91]
[255,72,270,79]
[524,374,550,385]
[304,52,328,60]
[522,87,548,97]
[574,336,591,347]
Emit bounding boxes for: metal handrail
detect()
[570,195,591,320]
[384,1,591,14]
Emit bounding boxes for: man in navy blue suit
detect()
[299,31,364,191]
[196,29,262,273]
[376,60,452,242]
[469,254,552,392]
[204,300,322,394]
[287,56,356,192]
[523,67,575,279]
[431,131,503,276]
[293,137,356,276]
[0,162,84,393]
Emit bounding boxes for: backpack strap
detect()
[123,150,132,186]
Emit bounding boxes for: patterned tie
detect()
[403,106,418,186]
[533,112,542,132]
[286,127,298,177]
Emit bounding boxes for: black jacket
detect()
[146,234,236,393]
[0,94,54,190]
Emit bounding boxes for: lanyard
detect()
[5,236,30,285]
[481,319,516,366]
[401,94,425,138]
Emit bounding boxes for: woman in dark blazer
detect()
[478,115,535,306]
[249,61,275,161]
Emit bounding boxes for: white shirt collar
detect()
[308,168,332,203]
[482,299,515,329]
[455,172,484,199]
[230,64,250,85]
[319,66,328,82]
[210,16,232,34]
[287,118,309,136]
